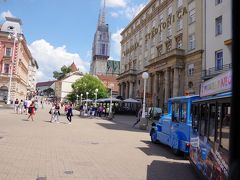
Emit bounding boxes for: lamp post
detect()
[95,88,98,107]
[86,92,89,110]
[109,83,114,119]
[140,72,149,129]
[76,95,79,105]
[80,93,83,105]
[7,31,23,104]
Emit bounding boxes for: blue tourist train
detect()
[150,95,200,154]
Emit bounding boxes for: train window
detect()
[172,102,180,122]
[192,104,198,128]
[200,104,208,136]
[180,103,187,123]
[216,105,221,143]
[221,105,231,150]
[208,104,216,143]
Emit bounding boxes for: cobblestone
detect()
[0,105,198,180]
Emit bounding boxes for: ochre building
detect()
[117,0,203,111]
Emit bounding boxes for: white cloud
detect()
[105,0,127,8]
[28,39,90,82]
[110,3,146,20]
[124,3,145,20]
[0,10,14,21]
[111,28,124,60]
[110,12,119,17]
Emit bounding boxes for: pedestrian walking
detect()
[55,103,60,122]
[27,101,35,121]
[132,107,143,128]
[18,100,24,114]
[66,104,73,124]
[34,100,39,112]
[14,99,19,113]
[40,100,44,109]
[49,103,55,122]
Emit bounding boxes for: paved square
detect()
[0,106,197,180]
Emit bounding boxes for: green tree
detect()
[53,65,71,80]
[66,93,76,103]
[72,74,108,99]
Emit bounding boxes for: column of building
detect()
[129,81,133,98]
[152,72,159,106]
[173,67,179,97]
[164,69,170,104]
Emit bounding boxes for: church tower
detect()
[90,0,110,75]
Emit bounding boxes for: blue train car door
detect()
[170,99,191,154]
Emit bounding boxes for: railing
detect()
[147,48,185,66]
[202,63,232,79]
[119,69,138,77]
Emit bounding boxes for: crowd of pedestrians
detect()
[48,102,73,124]
[12,98,75,124]
[79,104,114,117]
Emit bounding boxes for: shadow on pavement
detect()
[147,160,198,180]
[138,140,183,160]
[96,122,148,133]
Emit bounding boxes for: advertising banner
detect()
[200,70,232,97]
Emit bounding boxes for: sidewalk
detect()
[0,106,197,180]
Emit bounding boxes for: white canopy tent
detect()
[82,99,93,102]
[97,98,122,103]
[123,98,141,103]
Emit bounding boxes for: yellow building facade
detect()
[118,0,203,111]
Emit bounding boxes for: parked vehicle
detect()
[150,95,200,154]
[146,107,162,120]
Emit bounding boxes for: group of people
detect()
[14,99,39,115]
[13,98,39,121]
[12,98,73,123]
[49,102,73,124]
[80,104,114,117]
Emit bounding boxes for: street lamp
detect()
[76,94,79,105]
[138,72,149,130]
[80,93,83,105]
[7,31,23,104]
[109,83,114,118]
[86,92,89,110]
[95,88,98,107]
[141,72,149,119]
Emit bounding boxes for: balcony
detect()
[147,48,185,67]
[117,69,138,79]
[202,63,232,80]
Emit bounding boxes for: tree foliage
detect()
[53,65,71,80]
[66,93,76,103]
[71,74,108,100]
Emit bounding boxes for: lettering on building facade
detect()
[123,42,139,56]
[145,7,188,42]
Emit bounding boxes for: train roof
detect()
[193,91,231,103]
[168,95,200,102]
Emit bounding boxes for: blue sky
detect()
[0,0,148,81]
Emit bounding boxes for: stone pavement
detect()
[0,105,198,180]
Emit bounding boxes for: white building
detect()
[28,58,38,93]
[203,0,232,79]
[36,80,55,96]
[55,71,83,102]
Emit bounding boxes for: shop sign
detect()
[200,70,232,97]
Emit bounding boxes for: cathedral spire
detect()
[98,0,106,26]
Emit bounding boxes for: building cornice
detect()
[121,0,173,44]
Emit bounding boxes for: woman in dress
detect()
[27,101,35,121]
